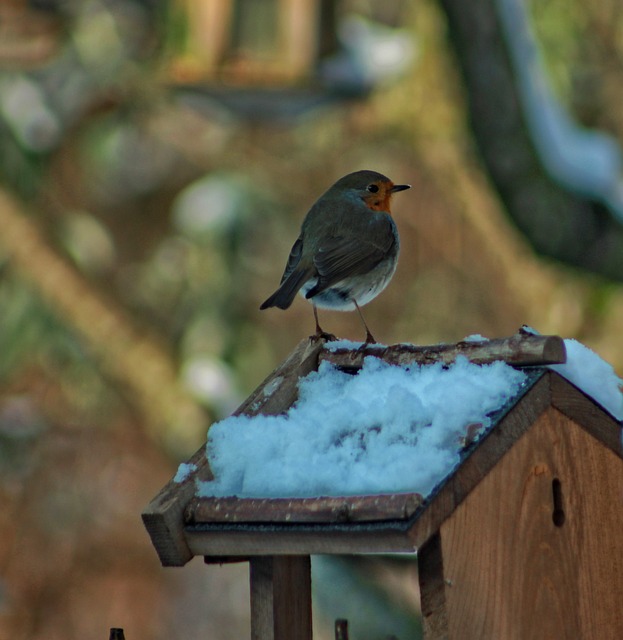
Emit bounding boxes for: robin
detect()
[260,170,410,343]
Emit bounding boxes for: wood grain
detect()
[425,405,623,639]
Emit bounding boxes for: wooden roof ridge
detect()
[320,332,567,370]
[233,332,567,423]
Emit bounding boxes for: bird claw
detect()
[311,331,338,342]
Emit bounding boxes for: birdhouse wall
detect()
[419,405,623,639]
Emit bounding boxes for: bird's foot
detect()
[311,330,338,342]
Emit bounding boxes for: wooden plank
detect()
[250,556,313,640]
[437,406,623,639]
[549,371,623,457]
[406,372,551,550]
[185,527,416,556]
[141,443,211,566]
[320,334,566,370]
[185,493,423,525]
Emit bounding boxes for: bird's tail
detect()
[260,269,311,310]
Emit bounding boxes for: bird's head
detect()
[331,170,410,213]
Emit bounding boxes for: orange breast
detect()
[363,189,393,213]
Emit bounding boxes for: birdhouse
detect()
[142,332,623,639]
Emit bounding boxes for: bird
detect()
[260,170,410,343]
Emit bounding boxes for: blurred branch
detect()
[438,0,623,281]
[0,187,209,455]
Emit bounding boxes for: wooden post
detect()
[250,556,313,640]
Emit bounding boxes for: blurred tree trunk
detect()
[0,187,208,454]
[437,0,623,281]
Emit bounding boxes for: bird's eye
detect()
[367,184,379,193]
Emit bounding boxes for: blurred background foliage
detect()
[0,0,622,638]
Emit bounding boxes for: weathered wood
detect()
[435,405,623,639]
[141,443,211,566]
[185,493,423,525]
[234,337,326,417]
[250,556,313,640]
[319,334,566,370]
[142,337,326,566]
[185,526,416,556]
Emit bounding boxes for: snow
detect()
[551,339,623,420]
[197,356,528,499]
[462,334,489,343]
[174,462,197,483]
[323,339,385,351]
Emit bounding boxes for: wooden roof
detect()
[142,333,623,566]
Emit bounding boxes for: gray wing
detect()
[260,234,314,310]
[310,216,397,294]
[279,235,304,284]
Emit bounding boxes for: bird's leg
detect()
[313,304,323,335]
[354,300,376,344]
[312,304,337,341]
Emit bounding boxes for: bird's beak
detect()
[391,184,411,193]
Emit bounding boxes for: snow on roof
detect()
[190,338,622,500]
[550,339,623,421]
[196,357,526,499]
